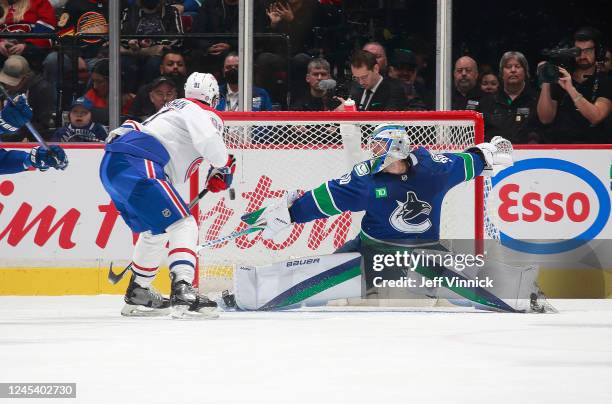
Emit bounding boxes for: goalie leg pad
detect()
[234,253,363,310]
[166,216,198,284]
[131,231,169,287]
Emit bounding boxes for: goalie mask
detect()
[368,124,411,173]
[185,72,220,109]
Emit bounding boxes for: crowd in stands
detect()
[0,0,610,144]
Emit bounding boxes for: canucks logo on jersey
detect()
[389,191,432,233]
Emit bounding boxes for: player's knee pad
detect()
[166,216,198,283]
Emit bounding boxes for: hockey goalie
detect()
[228,124,556,313]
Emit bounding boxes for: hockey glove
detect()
[206,154,236,193]
[465,136,513,177]
[0,95,33,134]
[28,146,69,171]
[258,191,301,241]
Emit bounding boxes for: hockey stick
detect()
[198,206,266,249]
[0,84,50,150]
[107,262,132,284]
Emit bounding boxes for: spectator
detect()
[52,96,107,142]
[603,47,611,75]
[217,52,272,111]
[128,49,187,120]
[0,0,57,72]
[388,48,428,110]
[452,56,487,111]
[83,59,133,125]
[128,75,178,121]
[339,50,406,111]
[120,0,184,92]
[480,51,540,143]
[0,55,54,140]
[290,57,338,111]
[265,0,323,57]
[362,42,388,76]
[479,69,500,95]
[537,27,612,143]
[190,0,237,74]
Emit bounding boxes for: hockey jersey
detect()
[289,147,485,242]
[0,148,28,175]
[105,98,228,184]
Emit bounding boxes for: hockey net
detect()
[193,111,489,293]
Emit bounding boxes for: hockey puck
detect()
[229,188,236,200]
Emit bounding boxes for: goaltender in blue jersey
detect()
[230,124,553,313]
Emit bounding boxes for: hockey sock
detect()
[167,216,198,284]
[131,231,169,288]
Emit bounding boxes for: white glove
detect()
[259,190,300,240]
[466,136,513,176]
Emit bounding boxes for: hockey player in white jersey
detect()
[100,72,235,319]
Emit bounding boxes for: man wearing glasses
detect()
[537,27,612,143]
[337,50,406,112]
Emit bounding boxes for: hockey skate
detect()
[529,291,558,313]
[170,277,219,320]
[121,276,171,317]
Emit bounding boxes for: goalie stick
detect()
[198,206,266,250]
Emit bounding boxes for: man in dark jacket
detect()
[338,50,406,111]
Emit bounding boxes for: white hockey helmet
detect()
[184,72,220,108]
[368,124,411,173]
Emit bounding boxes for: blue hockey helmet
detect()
[368,124,411,173]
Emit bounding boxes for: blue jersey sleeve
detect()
[411,146,485,190]
[290,162,373,223]
[0,149,29,175]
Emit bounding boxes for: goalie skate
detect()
[170,279,219,320]
[121,276,171,317]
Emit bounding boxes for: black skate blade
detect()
[171,305,219,320]
[121,304,170,317]
[108,262,132,285]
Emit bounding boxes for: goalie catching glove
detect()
[206,154,236,192]
[465,136,513,176]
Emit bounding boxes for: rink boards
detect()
[0,144,611,296]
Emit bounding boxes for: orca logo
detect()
[389,191,432,233]
[491,158,611,254]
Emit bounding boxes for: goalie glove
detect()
[206,154,236,193]
[465,136,513,177]
[243,191,300,241]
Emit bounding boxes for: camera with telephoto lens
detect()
[537,46,581,83]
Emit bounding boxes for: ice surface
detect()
[1,297,611,404]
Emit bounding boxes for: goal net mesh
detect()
[195,112,487,293]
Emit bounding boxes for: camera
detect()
[537,46,581,83]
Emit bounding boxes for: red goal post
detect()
[190,111,485,291]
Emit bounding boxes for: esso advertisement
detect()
[489,151,612,254]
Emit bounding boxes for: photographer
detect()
[537,27,612,143]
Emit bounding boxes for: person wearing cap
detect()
[52,96,108,142]
[128,75,178,121]
[0,95,68,174]
[0,55,54,141]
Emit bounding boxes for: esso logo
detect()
[491,158,610,254]
[498,183,590,223]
